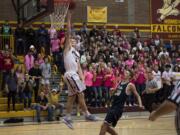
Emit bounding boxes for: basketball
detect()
[69,0,76,10]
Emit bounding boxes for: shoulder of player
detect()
[64,46,72,54]
[127,82,135,90]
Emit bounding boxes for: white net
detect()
[50,1,69,29]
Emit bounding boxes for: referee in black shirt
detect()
[149,81,180,135]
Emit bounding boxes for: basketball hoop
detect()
[50,0,70,30]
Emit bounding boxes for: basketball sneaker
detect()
[85,114,99,121]
[62,117,74,129]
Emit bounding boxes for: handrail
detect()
[0,35,14,53]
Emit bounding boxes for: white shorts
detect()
[64,72,86,96]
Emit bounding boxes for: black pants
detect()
[142,93,157,112]
[8,91,16,111]
[1,71,10,91]
[16,38,26,55]
[34,82,40,102]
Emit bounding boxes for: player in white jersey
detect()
[62,11,98,129]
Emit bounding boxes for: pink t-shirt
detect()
[93,73,104,87]
[136,69,146,84]
[84,71,93,87]
[51,39,60,52]
[112,76,121,89]
[125,59,134,68]
[38,59,44,65]
[104,74,114,88]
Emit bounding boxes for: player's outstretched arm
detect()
[129,83,143,108]
[64,11,72,52]
[149,100,177,121]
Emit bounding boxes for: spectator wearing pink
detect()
[135,65,146,96]
[84,66,93,105]
[50,34,60,65]
[92,66,103,107]
[112,69,121,89]
[15,65,25,103]
[37,53,44,65]
[125,55,135,68]
[25,51,34,72]
[103,67,114,106]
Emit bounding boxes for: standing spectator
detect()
[37,23,49,54]
[15,65,25,103]
[40,56,51,88]
[135,65,146,96]
[142,69,159,112]
[29,60,42,102]
[50,33,60,65]
[37,53,44,65]
[1,50,14,92]
[125,55,135,69]
[153,34,161,48]
[92,66,103,107]
[33,91,53,122]
[15,22,26,55]
[131,28,141,47]
[104,67,114,107]
[23,74,33,110]
[152,65,162,90]
[84,66,94,105]
[26,25,36,52]
[162,64,174,99]
[0,50,4,90]
[80,22,88,35]
[24,51,35,72]
[1,20,12,49]
[5,69,18,111]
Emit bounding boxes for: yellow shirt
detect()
[49,93,59,104]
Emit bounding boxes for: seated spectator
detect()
[48,89,64,120]
[5,69,18,111]
[33,91,53,123]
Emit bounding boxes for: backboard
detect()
[11,0,54,25]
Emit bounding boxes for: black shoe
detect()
[56,117,60,121]
[37,119,41,123]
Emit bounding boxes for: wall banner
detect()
[87,6,107,23]
[151,0,180,39]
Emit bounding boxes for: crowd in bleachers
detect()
[0,20,179,122]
